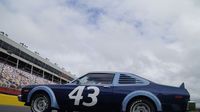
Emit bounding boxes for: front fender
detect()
[27,86,59,109]
[122,90,162,112]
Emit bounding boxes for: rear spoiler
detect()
[180,83,185,89]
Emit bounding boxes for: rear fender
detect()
[122,90,162,112]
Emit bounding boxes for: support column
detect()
[16,59,19,68]
[42,70,44,78]
[60,78,62,84]
[52,75,54,82]
[31,65,33,75]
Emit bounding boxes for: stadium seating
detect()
[0,62,55,90]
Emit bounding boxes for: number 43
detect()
[68,86,100,107]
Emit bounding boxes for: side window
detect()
[119,74,143,84]
[78,73,114,85]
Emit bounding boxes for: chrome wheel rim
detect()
[33,96,48,112]
[131,102,151,112]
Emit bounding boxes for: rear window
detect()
[119,74,144,84]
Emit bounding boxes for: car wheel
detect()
[31,93,51,112]
[127,98,156,112]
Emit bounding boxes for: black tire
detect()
[30,93,51,112]
[127,98,156,112]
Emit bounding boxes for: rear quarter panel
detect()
[113,83,189,112]
[150,83,190,112]
[113,84,161,112]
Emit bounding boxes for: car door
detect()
[68,73,115,112]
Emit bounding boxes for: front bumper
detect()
[18,95,22,102]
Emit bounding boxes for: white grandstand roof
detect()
[0,34,74,79]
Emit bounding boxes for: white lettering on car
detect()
[68,86,100,107]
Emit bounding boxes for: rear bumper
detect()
[162,103,188,112]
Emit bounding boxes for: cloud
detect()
[0,0,200,106]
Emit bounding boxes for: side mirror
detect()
[76,79,81,85]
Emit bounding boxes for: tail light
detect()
[175,95,183,100]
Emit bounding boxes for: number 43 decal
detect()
[68,86,100,107]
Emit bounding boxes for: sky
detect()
[0,0,200,107]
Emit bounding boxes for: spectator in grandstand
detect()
[0,62,55,90]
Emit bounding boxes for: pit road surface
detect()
[0,105,30,112]
[1,105,200,112]
[0,105,58,112]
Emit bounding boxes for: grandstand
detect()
[0,32,74,93]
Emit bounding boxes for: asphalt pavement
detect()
[0,105,30,112]
[0,105,58,112]
[1,105,199,112]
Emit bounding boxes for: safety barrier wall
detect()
[0,93,24,106]
[0,87,20,95]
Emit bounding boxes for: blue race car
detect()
[18,72,190,112]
